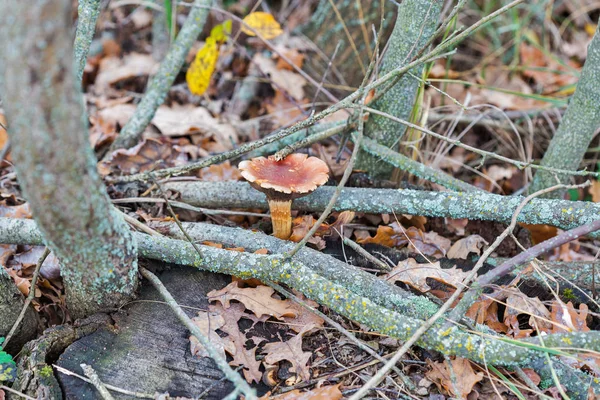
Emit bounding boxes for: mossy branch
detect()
[164,181,600,236]
[1,217,599,376]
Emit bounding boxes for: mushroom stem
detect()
[268,199,293,239]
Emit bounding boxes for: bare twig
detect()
[348,182,582,399]
[81,364,115,400]
[447,182,592,324]
[1,247,49,350]
[53,364,154,399]
[140,267,257,400]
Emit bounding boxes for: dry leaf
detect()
[502,287,552,337]
[466,297,508,333]
[520,43,580,94]
[190,310,227,358]
[253,53,306,101]
[217,303,263,383]
[208,281,298,320]
[110,138,180,174]
[546,301,589,334]
[242,12,283,40]
[447,235,488,259]
[384,258,470,293]
[426,358,484,398]
[95,53,156,91]
[261,384,343,400]
[263,325,313,381]
[199,161,242,181]
[591,180,600,203]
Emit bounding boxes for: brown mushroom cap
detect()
[238,154,329,199]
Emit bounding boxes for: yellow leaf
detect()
[186,36,219,95]
[241,11,283,40]
[585,23,597,38]
[210,19,231,43]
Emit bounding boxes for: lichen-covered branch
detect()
[0,217,437,321]
[531,25,600,196]
[1,217,599,396]
[164,181,600,236]
[359,135,480,192]
[356,0,442,178]
[74,0,102,84]
[109,0,210,152]
[0,0,137,318]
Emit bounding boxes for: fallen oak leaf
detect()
[426,357,484,398]
[262,325,314,382]
[384,258,470,293]
[208,281,297,320]
[447,234,488,259]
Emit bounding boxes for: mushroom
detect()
[238,153,329,240]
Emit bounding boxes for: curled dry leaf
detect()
[426,357,484,398]
[109,138,183,174]
[356,222,451,257]
[199,161,242,181]
[500,287,552,337]
[546,301,590,334]
[447,235,488,259]
[384,258,470,293]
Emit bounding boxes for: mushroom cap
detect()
[238,154,329,197]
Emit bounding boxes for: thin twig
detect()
[348,182,580,399]
[341,236,391,271]
[360,105,600,179]
[110,0,526,183]
[53,364,154,399]
[0,385,36,400]
[1,247,50,350]
[140,267,257,400]
[266,281,415,391]
[81,364,115,400]
[447,182,592,324]
[112,197,270,218]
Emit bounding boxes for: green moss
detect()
[40,364,53,378]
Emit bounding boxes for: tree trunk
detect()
[530,26,600,196]
[0,0,137,319]
[355,0,442,179]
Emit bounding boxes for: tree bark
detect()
[530,26,600,196]
[355,0,442,179]
[0,0,137,319]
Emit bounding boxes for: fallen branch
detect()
[1,218,599,369]
[164,181,600,236]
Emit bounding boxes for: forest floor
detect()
[2,0,600,399]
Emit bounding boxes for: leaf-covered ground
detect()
[2,1,600,398]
